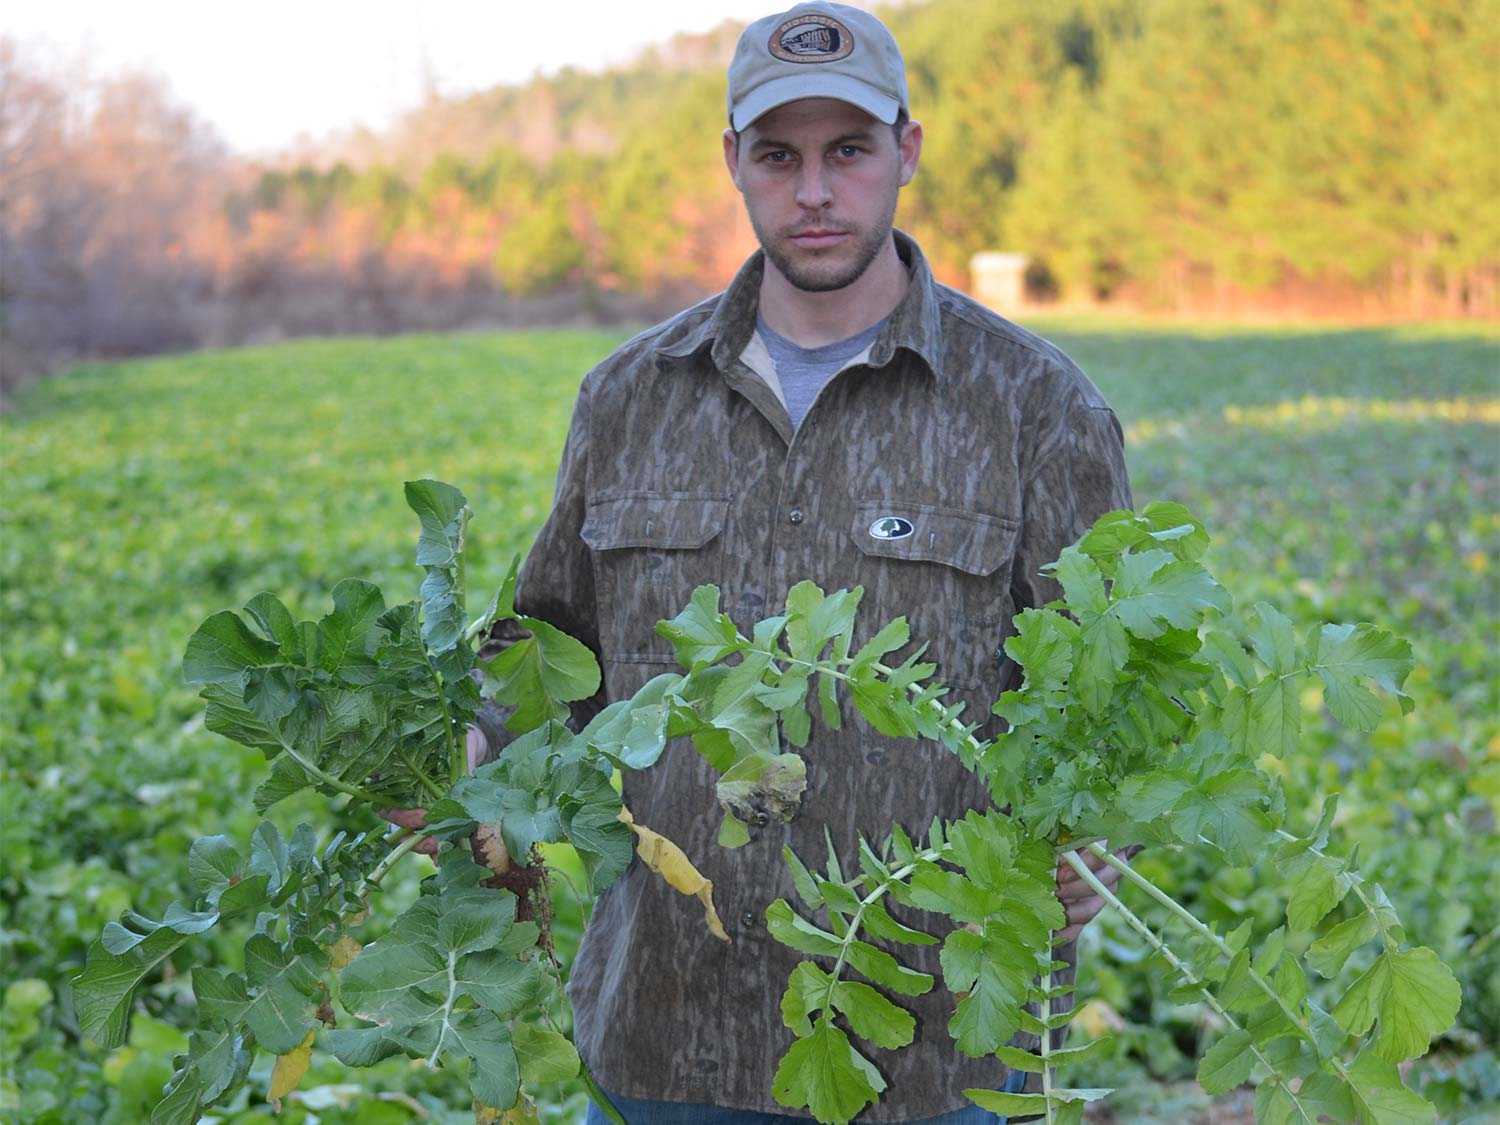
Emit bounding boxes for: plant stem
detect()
[365,832,423,891]
[821,847,948,1013]
[1060,851,1320,1124]
[1085,842,1328,1053]
[1038,961,1056,1125]
[425,951,460,1068]
[455,507,470,616]
[1054,834,1108,856]
[395,743,445,803]
[578,1058,628,1125]
[752,645,992,762]
[276,736,387,805]
[422,651,464,786]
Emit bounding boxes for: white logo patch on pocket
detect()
[868,516,915,540]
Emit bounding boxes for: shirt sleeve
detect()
[474,372,608,753]
[1011,393,1133,614]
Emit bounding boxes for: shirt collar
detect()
[654,229,946,385]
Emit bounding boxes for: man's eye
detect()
[763,150,791,163]
[837,145,863,158]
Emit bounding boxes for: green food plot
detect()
[2,322,1496,1122]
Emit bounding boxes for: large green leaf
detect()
[512,1024,581,1086]
[404,479,468,568]
[1307,912,1379,978]
[74,930,194,1048]
[1001,609,1077,694]
[1197,1028,1255,1094]
[1108,550,1229,638]
[183,611,282,685]
[1169,769,1274,863]
[941,926,1030,1056]
[656,585,746,669]
[486,616,601,733]
[832,979,915,1050]
[1311,623,1415,730]
[1347,1051,1438,1125]
[771,1016,885,1125]
[151,1027,242,1125]
[404,479,469,652]
[579,674,680,770]
[317,578,385,674]
[335,885,537,1110]
[239,935,325,1053]
[1332,947,1461,1062]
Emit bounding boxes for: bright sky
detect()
[6,0,893,155]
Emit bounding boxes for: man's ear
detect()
[897,119,923,187]
[723,128,744,191]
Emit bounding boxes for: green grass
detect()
[2,321,1496,1122]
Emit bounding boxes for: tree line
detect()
[2,0,1494,384]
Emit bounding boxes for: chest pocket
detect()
[581,493,730,664]
[850,500,1019,695]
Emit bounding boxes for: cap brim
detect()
[731,74,901,131]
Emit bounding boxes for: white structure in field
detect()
[970,252,1029,313]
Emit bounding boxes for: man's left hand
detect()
[1054,846,1127,943]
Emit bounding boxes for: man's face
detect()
[723,98,921,293]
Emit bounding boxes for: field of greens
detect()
[3,321,1497,1123]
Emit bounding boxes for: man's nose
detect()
[794,160,833,209]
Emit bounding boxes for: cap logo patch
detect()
[868,516,914,540]
[770,14,855,63]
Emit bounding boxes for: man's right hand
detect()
[377,726,490,858]
[378,805,437,857]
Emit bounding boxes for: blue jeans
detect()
[583,1070,1025,1124]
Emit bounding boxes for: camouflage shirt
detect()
[494,231,1132,1120]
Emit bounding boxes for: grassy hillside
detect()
[3,321,1497,1122]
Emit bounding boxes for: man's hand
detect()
[377,726,490,858]
[1054,846,1127,943]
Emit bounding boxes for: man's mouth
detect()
[788,229,850,249]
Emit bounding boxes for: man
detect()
[488,4,1132,1121]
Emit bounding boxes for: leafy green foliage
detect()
[439,721,634,895]
[482,557,602,733]
[181,481,485,813]
[68,482,637,1123]
[61,496,1474,1123]
[741,508,1455,1123]
[331,884,543,1110]
[5,325,1494,1121]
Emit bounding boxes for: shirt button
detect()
[788,508,804,525]
[741,911,757,928]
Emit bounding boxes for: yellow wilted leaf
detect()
[1257,752,1288,778]
[619,806,730,943]
[269,1029,315,1110]
[1075,999,1125,1039]
[495,1091,542,1124]
[326,934,362,969]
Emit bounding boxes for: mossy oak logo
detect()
[770,14,855,63]
[868,516,914,540]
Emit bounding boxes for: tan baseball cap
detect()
[727,2,910,131]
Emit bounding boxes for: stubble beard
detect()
[752,201,898,294]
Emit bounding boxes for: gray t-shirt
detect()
[756,311,890,429]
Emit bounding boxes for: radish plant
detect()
[734,503,1458,1124]
[73,485,1456,1124]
